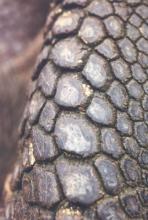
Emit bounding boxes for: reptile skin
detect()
[5,0,148,219]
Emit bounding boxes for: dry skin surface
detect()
[5,0,148,219]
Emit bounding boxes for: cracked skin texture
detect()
[5,0,148,219]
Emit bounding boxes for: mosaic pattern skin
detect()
[6,0,148,219]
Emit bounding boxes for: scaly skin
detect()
[5,0,148,219]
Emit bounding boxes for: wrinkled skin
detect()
[0,0,49,205]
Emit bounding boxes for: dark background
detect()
[0,0,49,207]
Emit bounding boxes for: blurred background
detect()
[0,0,50,209]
